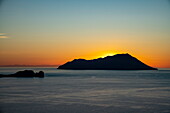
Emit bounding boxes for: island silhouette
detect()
[58,53,157,70]
[0,70,44,78]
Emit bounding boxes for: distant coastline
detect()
[0,65,59,67]
[0,65,169,70]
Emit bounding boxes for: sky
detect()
[0,0,170,68]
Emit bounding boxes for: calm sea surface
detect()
[0,67,170,113]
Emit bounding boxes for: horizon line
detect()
[0,64,60,67]
[0,65,170,69]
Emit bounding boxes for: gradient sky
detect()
[0,0,170,68]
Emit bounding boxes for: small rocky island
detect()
[58,53,157,70]
[0,70,44,78]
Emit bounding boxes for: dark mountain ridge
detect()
[58,53,157,70]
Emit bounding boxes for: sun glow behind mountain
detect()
[99,53,117,58]
[0,0,170,68]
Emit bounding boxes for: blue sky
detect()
[0,0,170,67]
[1,0,170,35]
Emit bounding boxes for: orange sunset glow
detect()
[0,0,170,68]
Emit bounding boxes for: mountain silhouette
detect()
[58,53,157,70]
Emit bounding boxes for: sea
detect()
[0,67,170,113]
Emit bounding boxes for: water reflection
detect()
[0,69,170,113]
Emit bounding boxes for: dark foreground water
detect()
[0,67,170,113]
